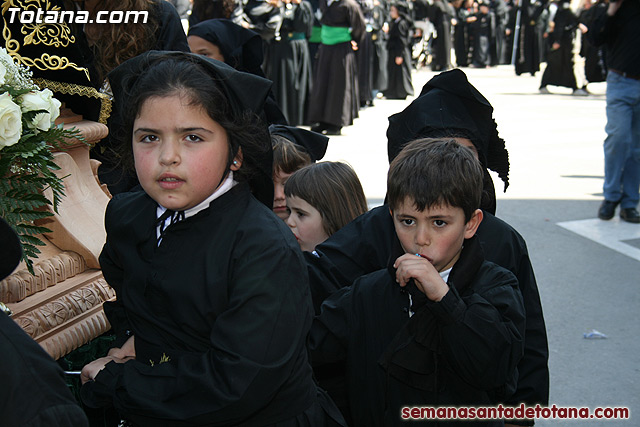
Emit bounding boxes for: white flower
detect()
[0,92,22,150]
[0,62,6,86]
[19,88,61,132]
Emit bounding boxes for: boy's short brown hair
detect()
[387,138,483,222]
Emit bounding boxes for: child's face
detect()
[286,196,329,252]
[187,35,225,63]
[273,169,293,220]
[133,94,241,211]
[391,198,482,272]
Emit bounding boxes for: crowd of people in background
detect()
[177,0,610,135]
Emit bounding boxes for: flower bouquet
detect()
[0,47,83,274]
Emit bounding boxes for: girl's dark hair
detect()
[113,55,269,185]
[285,162,368,236]
[271,135,312,176]
[387,138,483,222]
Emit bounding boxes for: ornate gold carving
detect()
[0,251,87,303]
[2,0,90,79]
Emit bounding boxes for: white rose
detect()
[0,92,22,150]
[0,62,6,86]
[19,88,61,132]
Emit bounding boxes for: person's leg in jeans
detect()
[602,72,640,211]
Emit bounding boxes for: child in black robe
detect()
[309,139,525,426]
[305,69,549,425]
[79,51,345,426]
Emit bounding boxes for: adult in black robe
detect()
[429,0,455,71]
[371,0,390,94]
[490,0,510,65]
[264,0,315,125]
[453,0,471,67]
[0,218,89,427]
[539,1,579,91]
[307,0,366,134]
[356,0,376,107]
[305,70,549,421]
[383,2,415,99]
[514,0,549,76]
[578,0,607,85]
[469,2,496,68]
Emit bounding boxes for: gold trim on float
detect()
[33,78,113,124]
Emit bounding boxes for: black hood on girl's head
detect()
[188,19,265,77]
[108,51,275,206]
[387,69,509,191]
[268,125,329,162]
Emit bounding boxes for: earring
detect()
[233,160,238,165]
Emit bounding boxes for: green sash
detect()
[321,25,352,45]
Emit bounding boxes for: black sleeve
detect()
[305,206,395,311]
[424,267,525,391]
[99,199,133,349]
[308,286,353,366]
[585,2,613,47]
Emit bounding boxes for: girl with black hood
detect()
[79,51,345,426]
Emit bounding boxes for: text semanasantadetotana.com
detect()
[401,404,630,421]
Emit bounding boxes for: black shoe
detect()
[323,125,342,136]
[310,123,325,134]
[598,200,620,220]
[620,208,640,223]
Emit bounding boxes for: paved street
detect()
[319,65,638,425]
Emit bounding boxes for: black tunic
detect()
[264,1,314,126]
[81,184,345,426]
[305,205,550,412]
[370,3,389,92]
[470,11,495,67]
[306,0,366,127]
[539,6,579,89]
[429,0,454,71]
[383,16,414,99]
[310,235,525,426]
[514,0,549,76]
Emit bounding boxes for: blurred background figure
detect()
[383,1,415,99]
[263,0,315,126]
[307,0,366,135]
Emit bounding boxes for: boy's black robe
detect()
[306,205,549,418]
[81,184,344,426]
[309,235,525,426]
